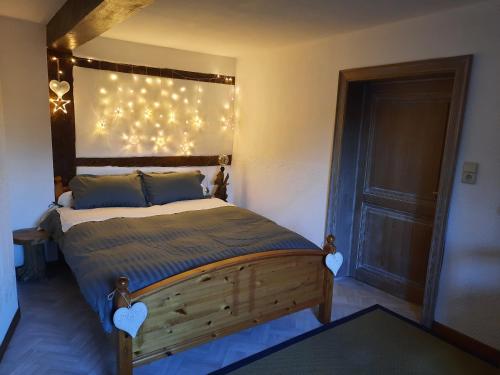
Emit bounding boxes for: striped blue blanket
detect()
[41,206,319,332]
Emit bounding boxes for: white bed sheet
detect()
[57,198,233,233]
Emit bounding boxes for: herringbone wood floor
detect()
[0,263,420,375]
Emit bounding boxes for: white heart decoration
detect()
[325,252,343,276]
[49,80,70,98]
[113,302,148,338]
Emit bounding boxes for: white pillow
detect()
[57,191,74,207]
[201,183,210,196]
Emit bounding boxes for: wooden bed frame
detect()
[114,238,336,374]
[54,177,336,375]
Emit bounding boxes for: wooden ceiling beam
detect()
[47,0,154,51]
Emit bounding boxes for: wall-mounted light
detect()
[73,66,234,157]
[49,78,71,114]
[49,56,71,114]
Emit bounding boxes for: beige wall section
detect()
[234,49,334,243]
[234,1,500,349]
[75,37,236,76]
[0,16,54,266]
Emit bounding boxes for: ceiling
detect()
[0,0,65,24]
[0,0,485,56]
[102,0,484,56]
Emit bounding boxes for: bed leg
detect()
[318,269,333,324]
[114,276,133,375]
[318,235,336,324]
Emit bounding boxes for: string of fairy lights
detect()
[49,55,236,156]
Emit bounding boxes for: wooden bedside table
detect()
[13,228,49,281]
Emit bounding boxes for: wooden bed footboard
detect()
[114,235,336,374]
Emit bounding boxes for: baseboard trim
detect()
[432,321,499,367]
[0,308,20,362]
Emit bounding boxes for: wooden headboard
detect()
[47,50,236,194]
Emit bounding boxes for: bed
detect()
[45,174,336,375]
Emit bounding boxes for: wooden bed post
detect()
[54,176,64,200]
[114,276,133,375]
[213,166,229,201]
[54,175,71,200]
[318,235,336,324]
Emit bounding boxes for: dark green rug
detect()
[212,305,499,375]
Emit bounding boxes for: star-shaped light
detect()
[50,97,71,114]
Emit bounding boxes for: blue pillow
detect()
[69,173,147,209]
[141,171,205,205]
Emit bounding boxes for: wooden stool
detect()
[13,228,49,281]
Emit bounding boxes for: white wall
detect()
[74,38,237,199]
[75,37,236,76]
[72,67,235,158]
[234,0,500,349]
[0,79,18,344]
[0,16,54,266]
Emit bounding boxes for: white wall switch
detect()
[461,161,478,184]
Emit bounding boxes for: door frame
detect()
[325,56,472,327]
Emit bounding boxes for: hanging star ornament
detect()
[48,61,71,115]
[50,96,71,114]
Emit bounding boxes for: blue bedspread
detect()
[42,206,319,332]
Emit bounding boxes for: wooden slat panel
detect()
[131,254,327,363]
[130,250,326,299]
[75,155,232,167]
[137,263,322,339]
[142,260,320,319]
[137,280,322,352]
[73,56,236,85]
[145,256,318,305]
[356,203,433,303]
[142,267,321,331]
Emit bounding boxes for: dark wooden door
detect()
[352,77,454,304]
